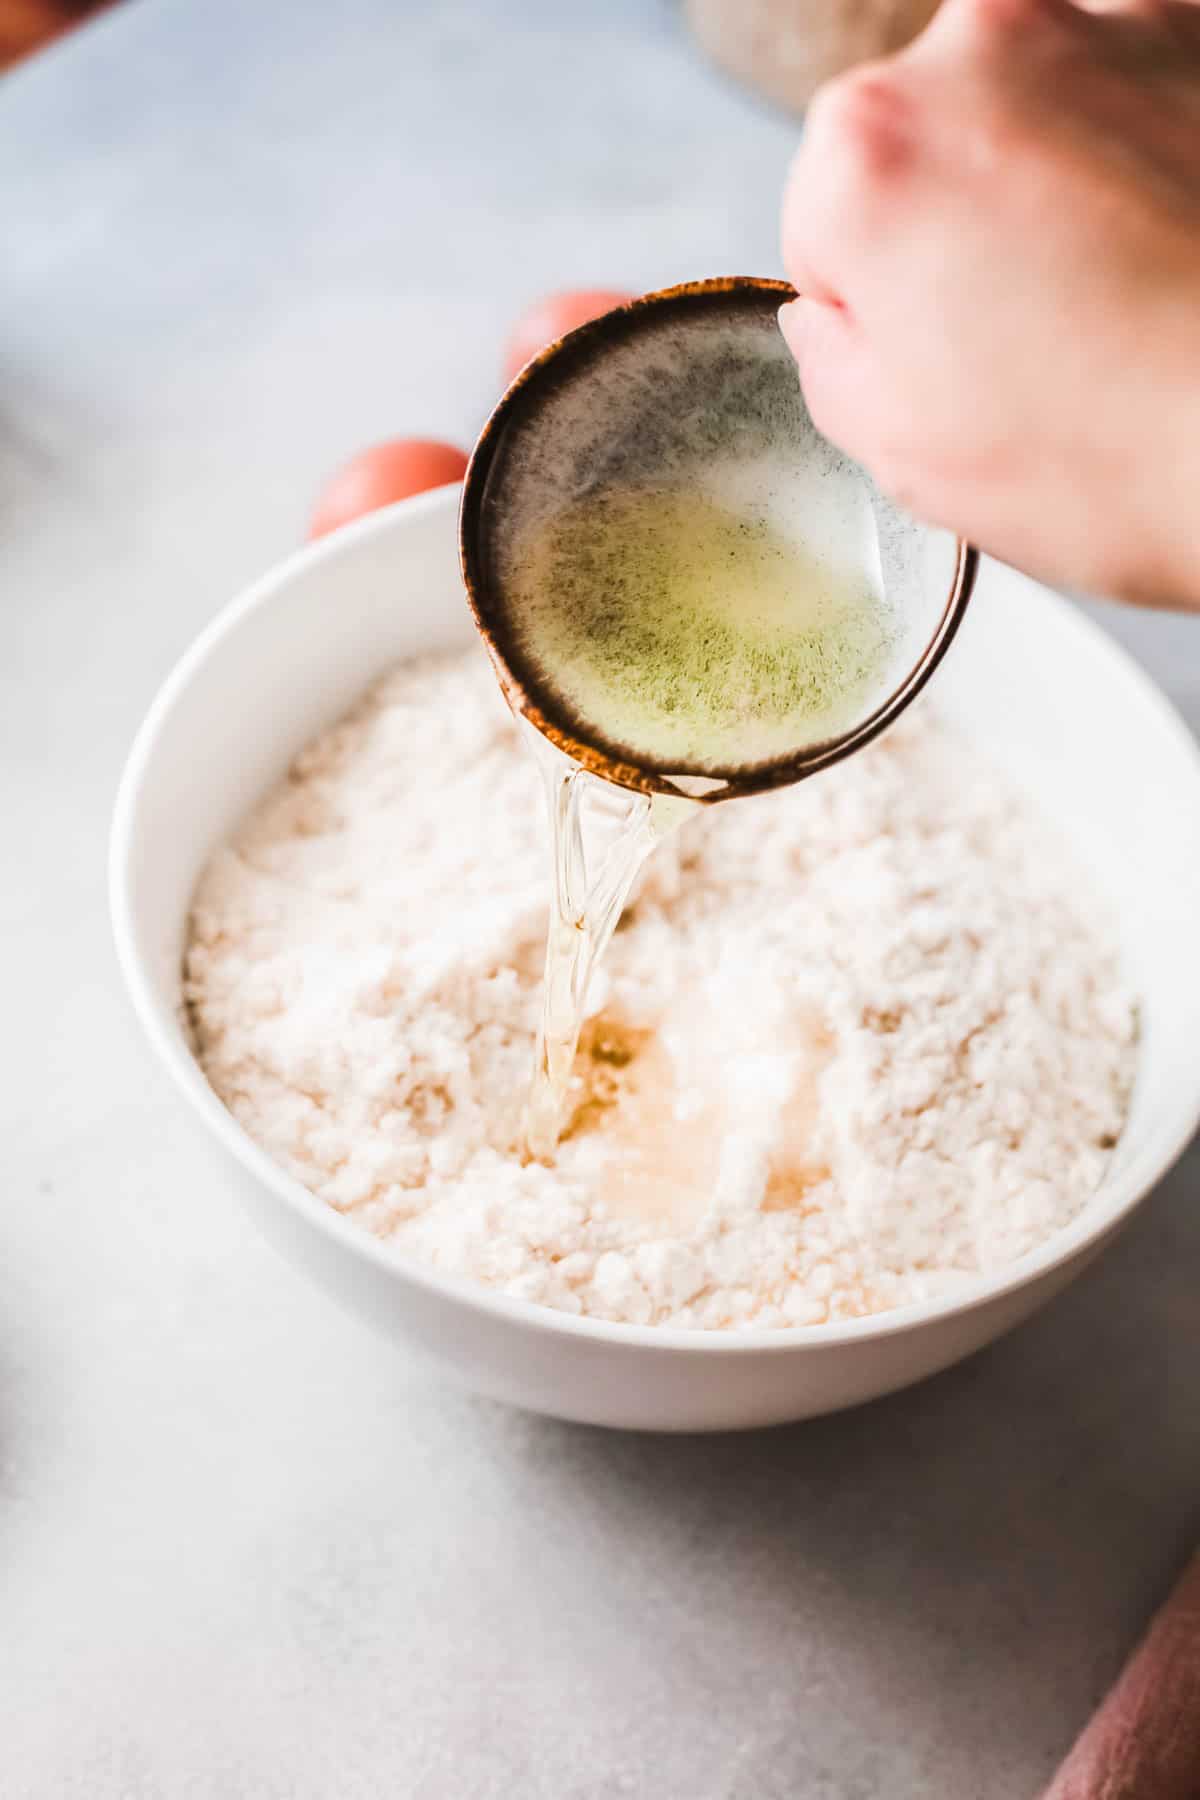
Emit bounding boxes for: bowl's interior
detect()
[113,485,1200,1329]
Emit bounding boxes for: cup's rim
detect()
[459,275,978,802]
[110,488,1200,1357]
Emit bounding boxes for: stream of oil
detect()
[522,727,693,1163]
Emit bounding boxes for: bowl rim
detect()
[110,485,1200,1356]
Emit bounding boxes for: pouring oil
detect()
[523,726,691,1161]
[514,484,902,1160]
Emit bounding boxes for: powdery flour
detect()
[186,648,1136,1330]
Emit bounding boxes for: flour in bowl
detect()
[185,647,1136,1329]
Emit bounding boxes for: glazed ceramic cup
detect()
[460,279,976,803]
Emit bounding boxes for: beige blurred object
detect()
[684,0,939,113]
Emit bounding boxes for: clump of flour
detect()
[186,647,1136,1330]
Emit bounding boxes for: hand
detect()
[779,0,1200,609]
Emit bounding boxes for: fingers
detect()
[778,146,843,307]
[777,295,847,395]
[781,63,920,313]
[779,62,928,469]
[777,295,877,469]
[781,293,958,531]
[929,0,1171,52]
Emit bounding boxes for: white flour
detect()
[186,648,1136,1330]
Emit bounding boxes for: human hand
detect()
[779,0,1200,609]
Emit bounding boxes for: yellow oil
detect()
[507,486,899,776]
[522,725,691,1162]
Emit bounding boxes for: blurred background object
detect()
[0,0,109,70]
[6,0,944,101]
[684,0,938,112]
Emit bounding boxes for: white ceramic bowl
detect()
[111,486,1200,1431]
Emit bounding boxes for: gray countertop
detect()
[2,3,1197,1795]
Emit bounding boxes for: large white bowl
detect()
[111,485,1200,1430]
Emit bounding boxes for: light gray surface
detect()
[2,2,1198,1795]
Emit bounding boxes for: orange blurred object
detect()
[0,0,109,70]
[502,289,634,385]
[308,439,469,540]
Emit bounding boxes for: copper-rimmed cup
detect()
[460,276,976,802]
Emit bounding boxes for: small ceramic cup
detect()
[459,276,976,803]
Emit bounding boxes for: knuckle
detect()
[806,66,916,183]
